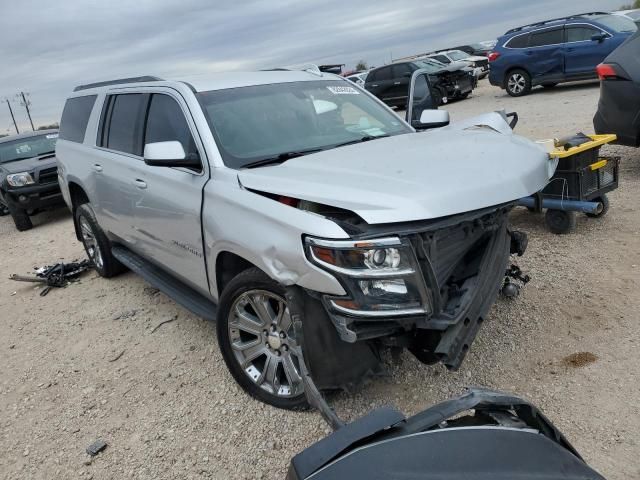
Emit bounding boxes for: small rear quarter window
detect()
[506,33,529,48]
[59,95,97,143]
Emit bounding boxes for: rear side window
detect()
[372,67,392,81]
[506,34,529,48]
[144,94,199,161]
[529,28,563,47]
[566,25,601,42]
[104,94,147,155]
[392,63,413,78]
[59,95,97,143]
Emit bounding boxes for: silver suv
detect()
[56,70,552,409]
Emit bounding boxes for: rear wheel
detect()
[75,203,125,277]
[217,268,308,410]
[505,69,531,97]
[545,209,576,234]
[586,194,609,218]
[8,204,32,231]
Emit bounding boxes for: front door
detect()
[564,24,614,77]
[129,91,210,293]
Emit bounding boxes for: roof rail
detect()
[73,76,164,92]
[504,11,609,34]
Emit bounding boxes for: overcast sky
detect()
[0,0,624,132]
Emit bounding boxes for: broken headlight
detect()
[305,236,432,317]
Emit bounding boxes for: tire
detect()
[0,200,9,216]
[431,89,443,106]
[459,92,470,99]
[545,209,576,234]
[586,194,610,218]
[216,267,308,410]
[75,203,125,278]
[542,83,558,88]
[505,69,531,97]
[8,204,33,231]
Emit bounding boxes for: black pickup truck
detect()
[0,130,63,231]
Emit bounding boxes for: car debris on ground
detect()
[9,259,93,296]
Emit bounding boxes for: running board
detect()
[112,245,217,321]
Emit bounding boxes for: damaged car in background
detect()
[55,68,554,410]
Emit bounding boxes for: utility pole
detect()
[5,98,19,134]
[17,92,34,131]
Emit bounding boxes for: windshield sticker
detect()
[46,133,59,139]
[16,144,32,154]
[362,127,387,137]
[326,86,360,95]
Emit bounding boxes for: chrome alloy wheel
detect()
[227,290,304,397]
[79,216,103,269]
[507,73,526,94]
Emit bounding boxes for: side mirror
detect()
[143,141,201,168]
[412,110,450,129]
[591,33,606,42]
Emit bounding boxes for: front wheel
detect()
[545,209,576,234]
[216,268,308,410]
[505,69,531,97]
[8,204,32,231]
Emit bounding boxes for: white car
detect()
[345,71,368,86]
[56,67,553,409]
[428,50,490,79]
[613,8,640,23]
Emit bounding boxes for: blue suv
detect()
[489,12,637,96]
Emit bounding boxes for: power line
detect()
[16,92,35,131]
[4,98,19,134]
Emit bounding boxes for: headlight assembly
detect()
[6,172,35,187]
[305,237,432,317]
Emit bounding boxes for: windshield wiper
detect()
[244,148,324,169]
[333,134,390,149]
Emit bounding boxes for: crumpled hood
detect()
[238,122,551,224]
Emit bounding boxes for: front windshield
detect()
[448,51,469,61]
[595,14,638,32]
[0,133,58,164]
[198,80,411,168]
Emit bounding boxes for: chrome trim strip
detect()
[329,299,427,318]
[306,236,402,248]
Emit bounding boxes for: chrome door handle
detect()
[134,179,147,189]
[93,164,103,172]
[371,84,379,87]
[393,82,401,85]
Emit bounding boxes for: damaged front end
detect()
[287,203,526,391]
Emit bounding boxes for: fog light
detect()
[19,195,28,203]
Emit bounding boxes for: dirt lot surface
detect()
[1,80,639,479]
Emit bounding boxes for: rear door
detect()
[390,63,415,107]
[524,27,565,83]
[365,66,394,103]
[564,24,612,76]
[129,90,210,293]
[93,93,148,243]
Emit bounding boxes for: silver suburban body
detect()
[56,70,553,409]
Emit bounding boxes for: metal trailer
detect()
[517,134,619,234]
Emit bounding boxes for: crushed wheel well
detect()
[216,252,255,295]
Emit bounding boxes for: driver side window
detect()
[144,94,201,170]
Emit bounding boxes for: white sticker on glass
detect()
[326,86,360,95]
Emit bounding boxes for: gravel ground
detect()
[1,79,639,480]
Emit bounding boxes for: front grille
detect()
[38,167,58,184]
